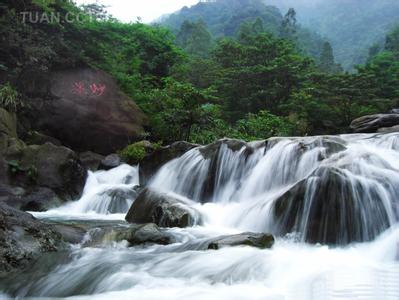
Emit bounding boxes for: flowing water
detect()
[1,133,399,299]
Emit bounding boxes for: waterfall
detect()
[150,134,399,244]
[5,133,399,300]
[48,164,140,215]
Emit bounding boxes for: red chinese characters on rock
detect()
[71,82,106,97]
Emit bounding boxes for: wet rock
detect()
[0,202,63,277]
[207,232,275,250]
[273,166,391,245]
[198,138,249,159]
[51,223,87,244]
[125,188,201,228]
[117,223,173,246]
[139,141,198,185]
[5,142,87,200]
[377,125,399,134]
[350,114,399,133]
[0,185,62,212]
[21,68,147,154]
[79,151,104,171]
[99,153,121,170]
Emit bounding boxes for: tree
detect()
[176,19,213,57]
[281,8,297,40]
[319,41,342,73]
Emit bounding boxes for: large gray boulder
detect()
[207,232,274,250]
[0,202,63,277]
[125,188,201,228]
[350,114,399,133]
[21,68,148,155]
[6,142,87,200]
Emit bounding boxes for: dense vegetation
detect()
[160,0,327,63]
[1,0,398,147]
[266,0,399,70]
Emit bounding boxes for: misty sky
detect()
[75,0,200,23]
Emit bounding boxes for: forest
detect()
[1,0,399,146]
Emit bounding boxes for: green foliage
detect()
[118,141,148,164]
[233,111,293,141]
[176,19,213,57]
[0,83,21,111]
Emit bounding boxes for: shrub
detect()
[118,141,161,164]
[0,83,21,112]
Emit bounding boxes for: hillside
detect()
[265,0,399,70]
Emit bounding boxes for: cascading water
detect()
[43,164,140,217]
[2,133,399,299]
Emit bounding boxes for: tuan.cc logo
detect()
[72,82,106,96]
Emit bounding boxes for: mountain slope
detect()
[265,0,399,70]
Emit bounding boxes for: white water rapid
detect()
[2,133,399,299]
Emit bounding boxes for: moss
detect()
[118,141,148,164]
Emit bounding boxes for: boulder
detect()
[125,188,201,228]
[79,151,104,171]
[22,130,62,146]
[207,232,275,250]
[81,223,172,247]
[0,202,63,277]
[116,223,173,246]
[5,142,87,200]
[272,166,391,245]
[99,153,121,170]
[0,185,62,212]
[21,67,147,154]
[139,141,198,185]
[350,114,399,133]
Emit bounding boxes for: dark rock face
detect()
[79,151,105,171]
[350,114,399,133]
[0,108,18,154]
[207,233,275,250]
[0,185,62,212]
[6,142,87,200]
[22,68,147,155]
[273,166,391,245]
[0,202,63,277]
[22,131,62,146]
[125,188,201,228]
[99,153,121,170]
[139,141,198,185]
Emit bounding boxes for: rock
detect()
[0,108,18,154]
[0,202,63,277]
[0,185,62,212]
[139,141,199,185]
[0,108,17,138]
[125,188,201,228]
[79,151,104,171]
[377,125,399,134]
[117,223,173,246]
[390,108,399,114]
[272,166,391,245]
[207,232,275,250]
[198,138,249,159]
[5,142,87,200]
[350,114,399,133]
[99,153,121,170]
[51,223,87,244]
[22,130,62,146]
[21,67,147,154]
